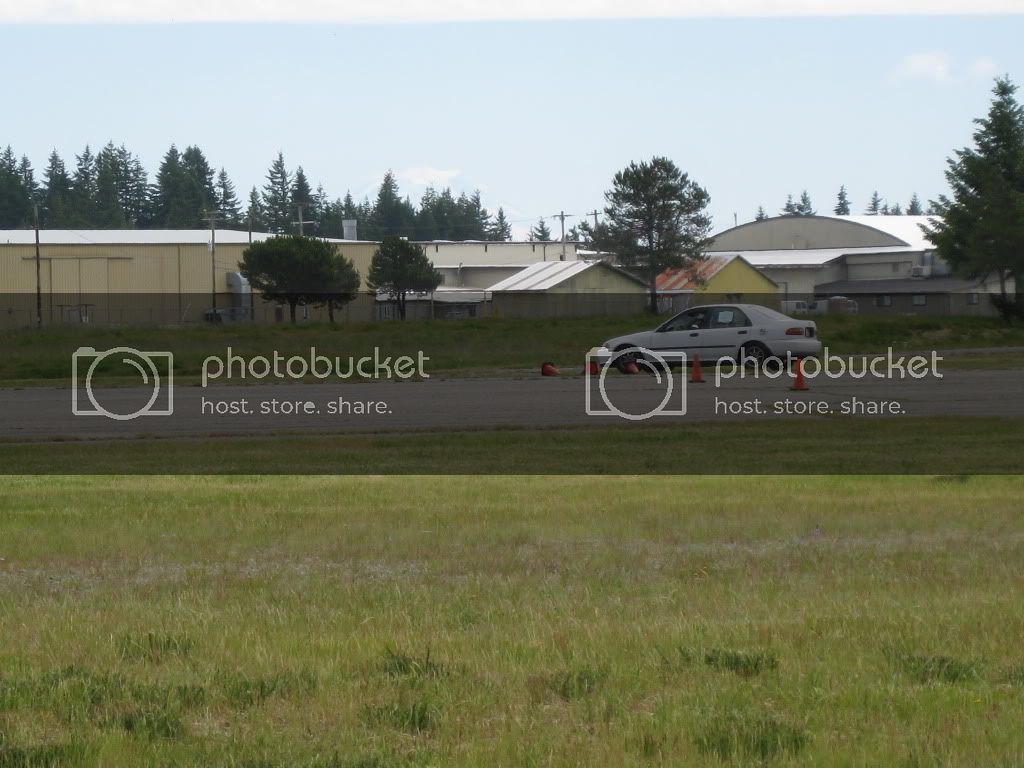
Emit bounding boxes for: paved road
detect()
[0,366,1020,441]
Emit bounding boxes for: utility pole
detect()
[588,209,600,229]
[201,209,223,314]
[550,211,575,260]
[33,204,41,329]
[293,203,316,236]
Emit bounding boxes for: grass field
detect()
[1,475,1023,767]
[2,417,1023,475]
[2,314,1023,385]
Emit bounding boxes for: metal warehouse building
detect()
[705,214,1009,314]
[0,230,585,327]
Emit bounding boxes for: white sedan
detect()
[591,304,821,370]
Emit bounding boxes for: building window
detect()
[875,295,892,307]
[967,293,980,305]
[912,294,927,306]
[892,263,900,273]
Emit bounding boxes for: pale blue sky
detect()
[2,16,1021,236]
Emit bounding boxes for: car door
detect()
[649,307,712,360]
[703,306,753,359]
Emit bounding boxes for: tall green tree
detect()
[261,152,292,233]
[181,145,217,213]
[907,193,924,215]
[291,166,314,224]
[94,144,128,228]
[755,205,768,221]
[367,171,416,239]
[924,76,1024,318]
[150,145,204,228]
[866,190,883,215]
[246,186,266,231]
[240,235,349,323]
[488,207,512,240]
[68,146,99,227]
[796,190,815,216]
[781,194,798,215]
[529,217,552,241]
[0,147,32,228]
[593,156,711,314]
[41,150,72,227]
[834,186,851,215]
[367,236,442,320]
[215,168,243,227]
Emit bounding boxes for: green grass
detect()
[1,417,1021,474]
[1,474,1023,766]
[1,313,1023,384]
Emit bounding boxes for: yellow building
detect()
[655,254,779,312]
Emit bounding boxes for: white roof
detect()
[487,260,600,291]
[833,215,936,251]
[719,245,922,269]
[0,229,364,246]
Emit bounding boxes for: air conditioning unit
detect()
[910,265,932,278]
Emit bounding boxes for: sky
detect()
[1,2,1022,238]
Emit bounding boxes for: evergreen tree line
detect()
[0,144,513,241]
[755,187,935,221]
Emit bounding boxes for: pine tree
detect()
[924,76,1024,316]
[18,156,38,205]
[41,150,72,227]
[907,193,924,215]
[0,146,32,228]
[781,195,798,215]
[755,206,768,221]
[290,166,315,230]
[150,145,204,228]
[68,145,99,227]
[368,171,415,239]
[866,191,883,215]
[488,207,512,240]
[246,186,266,231]
[834,186,851,215]
[215,168,242,227]
[261,152,292,233]
[530,217,553,241]
[181,146,217,214]
[889,202,903,215]
[94,145,128,228]
[796,190,815,216]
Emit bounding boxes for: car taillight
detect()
[785,327,805,336]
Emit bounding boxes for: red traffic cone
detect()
[585,361,599,376]
[791,358,808,391]
[541,362,560,376]
[623,361,640,375]
[690,354,705,384]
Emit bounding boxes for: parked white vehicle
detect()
[591,304,821,370]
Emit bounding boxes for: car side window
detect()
[663,309,708,331]
[710,308,750,328]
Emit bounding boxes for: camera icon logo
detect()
[71,347,174,421]
[585,346,687,421]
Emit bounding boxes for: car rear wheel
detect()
[741,342,780,371]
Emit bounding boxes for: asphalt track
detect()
[0,366,1021,441]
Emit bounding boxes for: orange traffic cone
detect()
[791,358,808,391]
[623,361,640,375]
[690,354,705,383]
[541,362,560,376]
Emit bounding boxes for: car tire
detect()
[614,346,642,373]
[741,342,780,372]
